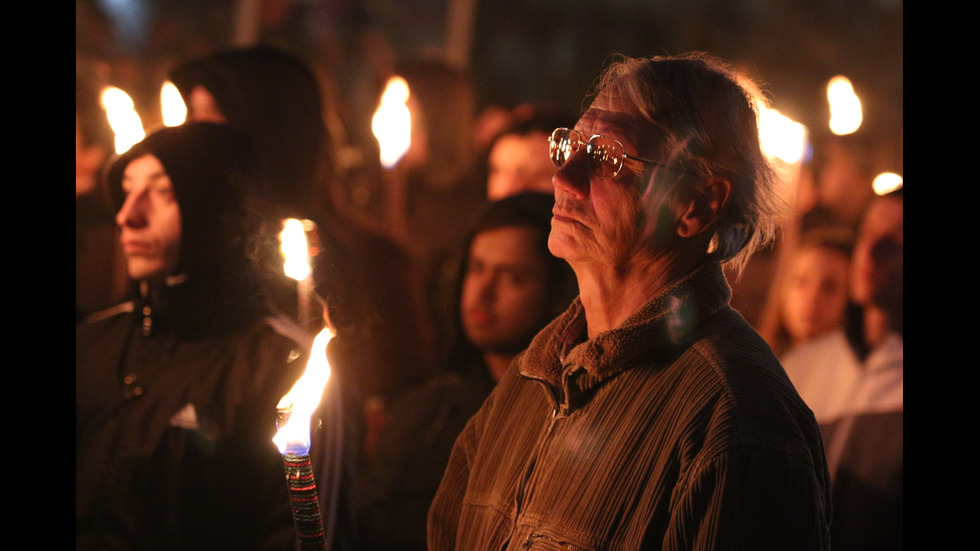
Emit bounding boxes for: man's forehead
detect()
[577,95,657,147]
[123,154,168,178]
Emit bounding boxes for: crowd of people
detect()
[77,44,902,550]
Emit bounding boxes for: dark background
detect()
[76,0,903,179]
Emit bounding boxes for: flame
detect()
[280,218,312,281]
[872,172,903,195]
[827,76,863,135]
[371,76,412,169]
[758,104,808,164]
[160,81,187,127]
[274,327,334,456]
[101,86,145,154]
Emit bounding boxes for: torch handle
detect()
[282,453,327,551]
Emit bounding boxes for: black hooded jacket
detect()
[75,123,350,550]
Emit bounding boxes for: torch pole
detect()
[281,453,327,551]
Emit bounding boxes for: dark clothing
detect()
[782,328,903,551]
[429,263,832,550]
[79,123,354,550]
[76,192,127,322]
[76,282,310,551]
[312,213,435,405]
[168,45,327,215]
[356,358,495,550]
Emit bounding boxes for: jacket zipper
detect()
[514,377,565,515]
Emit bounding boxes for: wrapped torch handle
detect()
[282,453,327,551]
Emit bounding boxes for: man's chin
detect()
[126,262,169,287]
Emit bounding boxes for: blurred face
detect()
[486,131,557,200]
[187,85,227,123]
[461,226,551,355]
[116,155,182,287]
[76,115,107,197]
[851,195,903,310]
[781,246,850,342]
[549,92,664,268]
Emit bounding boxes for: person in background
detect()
[356,192,577,551]
[428,52,831,550]
[76,123,347,550]
[76,72,128,321]
[168,45,330,217]
[428,103,572,342]
[802,133,877,234]
[484,105,569,200]
[759,227,854,357]
[781,188,903,550]
[169,45,435,467]
[386,57,487,302]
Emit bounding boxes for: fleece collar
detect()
[518,262,732,406]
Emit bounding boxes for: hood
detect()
[107,122,262,286]
[168,45,327,215]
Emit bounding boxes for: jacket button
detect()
[123,373,143,399]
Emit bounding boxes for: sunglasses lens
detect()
[549,128,573,168]
[588,136,625,177]
[549,129,629,177]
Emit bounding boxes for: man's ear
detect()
[675,177,731,238]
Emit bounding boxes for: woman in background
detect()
[760,227,853,358]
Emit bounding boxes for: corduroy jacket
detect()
[429,262,832,550]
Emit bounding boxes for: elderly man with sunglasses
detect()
[428,52,832,551]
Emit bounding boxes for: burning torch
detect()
[372,76,412,242]
[273,327,334,551]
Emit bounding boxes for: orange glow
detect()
[160,81,187,127]
[758,105,808,164]
[371,76,412,169]
[872,172,903,195]
[280,218,313,281]
[827,76,863,135]
[101,86,145,154]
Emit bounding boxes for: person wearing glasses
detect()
[428,53,831,550]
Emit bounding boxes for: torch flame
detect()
[872,172,903,196]
[758,104,808,164]
[160,80,188,127]
[101,86,145,154]
[281,218,312,281]
[827,76,863,135]
[274,327,334,456]
[372,76,412,169]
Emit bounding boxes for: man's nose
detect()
[552,150,590,200]
[116,191,148,228]
[476,272,499,302]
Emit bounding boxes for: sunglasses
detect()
[549,127,680,178]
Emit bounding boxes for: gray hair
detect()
[594,52,785,276]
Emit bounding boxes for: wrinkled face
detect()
[851,195,903,309]
[486,131,557,200]
[461,226,552,355]
[781,246,850,342]
[548,91,672,268]
[116,155,182,286]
